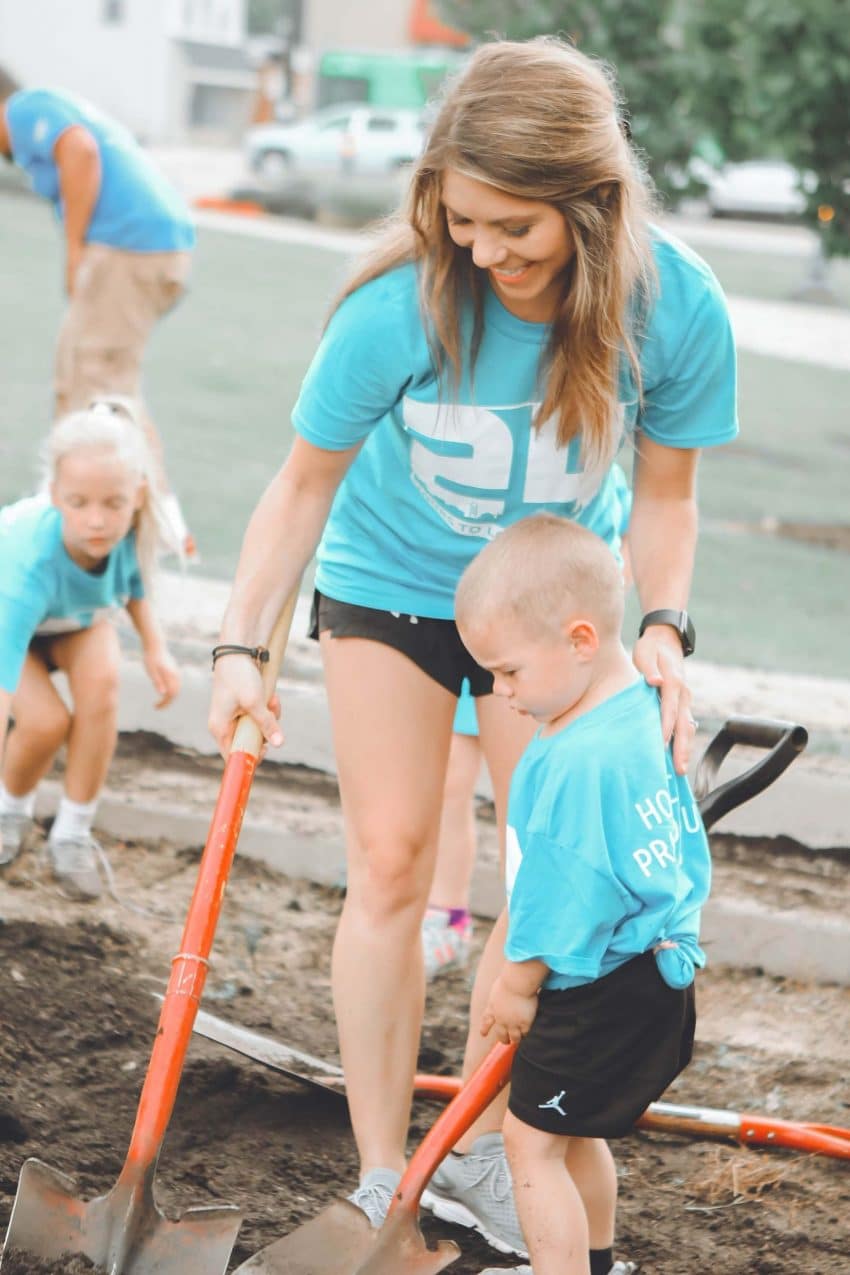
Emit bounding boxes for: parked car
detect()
[704,160,815,219]
[244,104,427,184]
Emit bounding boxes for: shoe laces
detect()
[52,833,99,875]
[350,1178,395,1227]
[457,1150,513,1204]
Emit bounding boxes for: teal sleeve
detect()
[8,91,81,161]
[639,277,738,449]
[505,831,628,980]
[291,270,420,451]
[0,592,47,693]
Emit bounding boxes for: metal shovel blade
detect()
[231,1199,458,1275]
[1,1157,241,1275]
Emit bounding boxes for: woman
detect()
[209,37,736,1260]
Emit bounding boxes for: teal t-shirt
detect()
[505,679,711,991]
[292,228,737,618]
[6,89,195,252]
[0,495,144,693]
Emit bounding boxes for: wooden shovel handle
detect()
[231,588,301,757]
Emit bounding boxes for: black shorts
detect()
[509,952,696,1139]
[308,590,494,698]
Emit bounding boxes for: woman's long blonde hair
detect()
[43,397,168,593]
[338,37,657,478]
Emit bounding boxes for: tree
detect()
[435,1,709,202]
[688,0,850,257]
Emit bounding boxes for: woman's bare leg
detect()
[454,692,535,1151]
[429,732,482,910]
[321,634,455,1175]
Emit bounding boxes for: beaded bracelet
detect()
[211,644,270,671]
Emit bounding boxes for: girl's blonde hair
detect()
[338,37,657,480]
[43,396,169,591]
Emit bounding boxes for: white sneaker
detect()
[422,908,472,981]
[346,1168,401,1229]
[0,812,34,867]
[47,833,102,900]
[479,1266,636,1275]
[421,1132,527,1256]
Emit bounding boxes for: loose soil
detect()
[1,747,848,1274]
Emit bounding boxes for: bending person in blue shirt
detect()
[208,37,735,1255]
[450,512,709,1275]
[0,399,180,899]
[0,66,196,556]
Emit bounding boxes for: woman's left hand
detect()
[144,646,181,709]
[632,627,696,775]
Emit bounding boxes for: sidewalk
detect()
[112,571,850,853]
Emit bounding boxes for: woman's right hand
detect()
[208,656,283,758]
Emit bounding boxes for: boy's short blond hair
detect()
[455,513,624,641]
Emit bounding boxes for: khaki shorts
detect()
[54,243,191,417]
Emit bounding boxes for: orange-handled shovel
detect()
[232,1040,517,1274]
[0,590,300,1275]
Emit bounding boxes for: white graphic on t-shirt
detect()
[33,117,49,144]
[631,777,702,879]
[539,1091,568,1116]
[402,398,604,539]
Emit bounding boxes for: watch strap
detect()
[638,609,695,657]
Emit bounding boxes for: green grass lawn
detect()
[691,239,850,309]
[2,189,847,679]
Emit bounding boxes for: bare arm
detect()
[54,125,101,295]
[209,435,361,754]
[125,596,180,708]
[0,688,11,860]
[629,434,699,773]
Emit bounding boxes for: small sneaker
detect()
[347,1167,401,1229]
[422,908,472,981]
[422,1132,528,1257]
[0,811,34,867]
[479,1266,637,1275]
[47,833,103,900]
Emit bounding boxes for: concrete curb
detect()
[33,782,849,986]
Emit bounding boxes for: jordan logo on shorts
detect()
[539,1090,568,1116]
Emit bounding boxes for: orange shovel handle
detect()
[121,590,300,1177]
[392,1042,517,1215]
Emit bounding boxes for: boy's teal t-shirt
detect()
[0,496,144,693]
[505,679,711,991]
[292,228,737,618]
[6,89,195,252]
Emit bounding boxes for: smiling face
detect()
[461,612,598,729]
[442,169,575,322]
[51,447,144,570]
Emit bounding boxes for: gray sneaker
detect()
[47,833,103,900]
[479,1266,637,1275]
[421,1133,528,1257]
[346,1168,401,1229]
[0,811,34,867]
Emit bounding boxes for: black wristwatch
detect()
[638,609,695,657]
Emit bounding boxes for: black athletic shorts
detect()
[308,590,494,698]
[509,951,696,1139]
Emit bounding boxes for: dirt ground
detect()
[1,742,849,1274]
